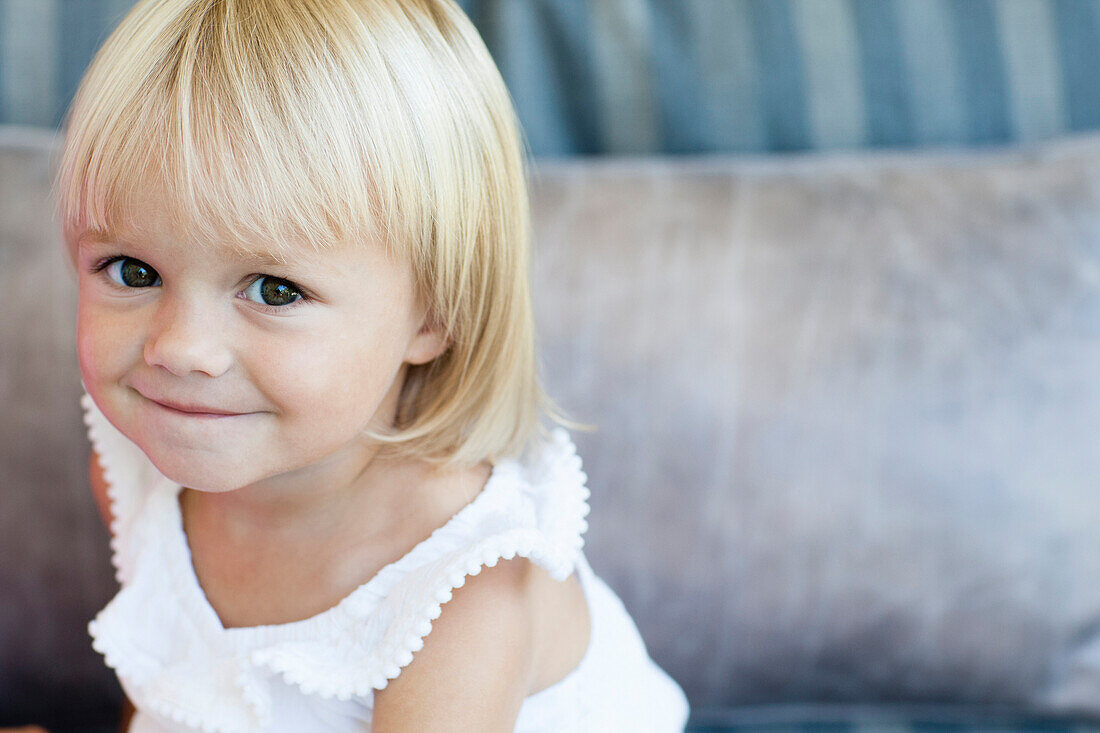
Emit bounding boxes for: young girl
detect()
[53,1,690,731]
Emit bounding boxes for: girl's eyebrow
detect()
[76,232,296,268]
[77,229,139,248]
[230,249,324,273]
[76,232,117,254]
[238,250,297,268]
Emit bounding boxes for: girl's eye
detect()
[243,276,302,308]
[103,257,161,288]
[91,256,306,311]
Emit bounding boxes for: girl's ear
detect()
[403,317,452,366]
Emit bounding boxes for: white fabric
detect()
[82,392,691,732]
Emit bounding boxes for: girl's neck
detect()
[179,452,494,573]
[181,445,423,548]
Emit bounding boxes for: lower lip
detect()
[148,400,252,420]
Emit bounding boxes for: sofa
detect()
[3,123,1100,731]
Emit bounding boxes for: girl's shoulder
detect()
[333,425,592,681]
[243,425,592,699]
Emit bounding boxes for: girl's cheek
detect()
[76,303,135,384]
[76,302,104,383]
[246,329,390,412]
[238,333,321,397]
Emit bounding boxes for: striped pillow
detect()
[3,0,1100,156]
[458,0,1100,155]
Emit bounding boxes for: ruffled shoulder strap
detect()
[81,389,166,585]
[249,427,593,699]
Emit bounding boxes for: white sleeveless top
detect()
[81,392,691,732]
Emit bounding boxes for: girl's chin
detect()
[139,451,261,493]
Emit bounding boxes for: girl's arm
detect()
[89,449,115,528]
[89,450,136,733]
[117,697,135,733]
[370,556,537,732]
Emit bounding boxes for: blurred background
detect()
[3,1,1100,732]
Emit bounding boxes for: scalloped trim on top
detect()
[251,428,592,700]
[90,597,273,733]
[367,525,591,695]
[528,428,590,563]
[253,532,584,698]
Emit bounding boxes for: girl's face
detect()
[75,191,448,495]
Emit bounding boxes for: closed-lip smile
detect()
[146,396,250,417]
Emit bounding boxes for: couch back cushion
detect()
[526,136,1100,715]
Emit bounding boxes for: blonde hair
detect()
[54,0,589,467]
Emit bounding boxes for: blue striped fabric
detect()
[684,723,1100,733]
[853,0,913,147]
[746,0,811,151]
[3,0,1100,155]
[680,705,1100,733]
[1053,0,1100,128]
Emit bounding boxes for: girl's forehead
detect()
[77,174,401,271]
[91,202,352,262]
[79,153,399,269]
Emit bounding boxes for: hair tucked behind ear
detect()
[53,0,591,467]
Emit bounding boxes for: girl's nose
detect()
[143,296,233,378]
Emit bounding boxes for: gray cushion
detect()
[526,135,1100,716]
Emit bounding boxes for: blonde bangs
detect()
[55,0,588,466]
[55,0,407,265]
